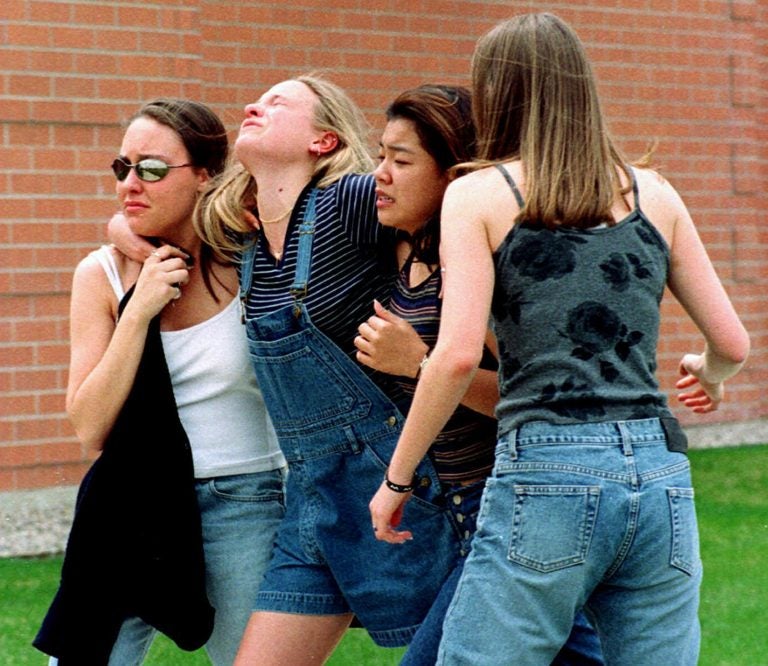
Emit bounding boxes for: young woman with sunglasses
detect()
[36,99,286,665]
[370,13,750,665]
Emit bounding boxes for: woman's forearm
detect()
[386,343,481,485]
[67,308,151,450]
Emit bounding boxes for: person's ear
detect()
[311,131,339,156]
[195,168,211,193]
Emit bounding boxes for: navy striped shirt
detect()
[242,173,399,393]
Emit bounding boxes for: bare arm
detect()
[461,329,500,416]
[369,173,495,542]
[355,299,498,417]
[643,173,750,412]
[107,212,156,262]
[66,247,190,450]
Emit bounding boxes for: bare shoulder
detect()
[453,162,518,187]
[447,166,494,198]
[633,167,687,213]
[443,163,521,252]
[73,248,108,284]
[447,163,520,211]
[71,246,139,319]
[632,167,690,246]
[74,246,130,283]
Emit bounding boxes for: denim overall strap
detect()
[289,188,319,311]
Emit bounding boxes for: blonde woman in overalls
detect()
[196,76,458,665]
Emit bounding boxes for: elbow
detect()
[732,345,750,368]
[702,325,751,383]
[75,428,106,453]
[454,352,483,378]
[718,326,751,366]
[68,413,106,453]
[735,328,751,365]
[434,345,483,381]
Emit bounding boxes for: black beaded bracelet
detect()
[384,469,417,493]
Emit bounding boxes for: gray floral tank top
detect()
[492,165,674,436]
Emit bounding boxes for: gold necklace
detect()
[256,206,292,226]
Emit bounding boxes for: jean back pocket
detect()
[507,485,600,573]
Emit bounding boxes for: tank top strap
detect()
[626,165,640,213]
[494,164,525,208]
[92,245,125,300]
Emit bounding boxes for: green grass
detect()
[691,445,768,665]
[0,553,403,666]
[2,445,765,665]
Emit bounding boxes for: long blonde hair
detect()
[195,75,374,260]
[471,12,631,229]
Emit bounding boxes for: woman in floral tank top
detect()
[371,12,749,666]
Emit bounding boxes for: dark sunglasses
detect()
[111,157,193,182]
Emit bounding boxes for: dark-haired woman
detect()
[362,84,603,665]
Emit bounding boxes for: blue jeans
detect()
[437,418,701,666]
[107,469,285,665]
[402,481,603,666]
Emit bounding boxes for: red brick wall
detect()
[1,0,766,491]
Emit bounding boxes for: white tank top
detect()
[92,246,285,478]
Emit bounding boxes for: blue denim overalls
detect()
[238,190,460,647]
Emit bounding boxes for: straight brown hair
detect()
[471,12,631,229]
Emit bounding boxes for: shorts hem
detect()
[367,622,419,648]
[255,591,349,616]
[254,592,420,648]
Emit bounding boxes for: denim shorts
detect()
[254,431,459,647]
[438,418,701,665]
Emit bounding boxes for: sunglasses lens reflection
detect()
[111,158,170,182]
[136,160,169,181]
